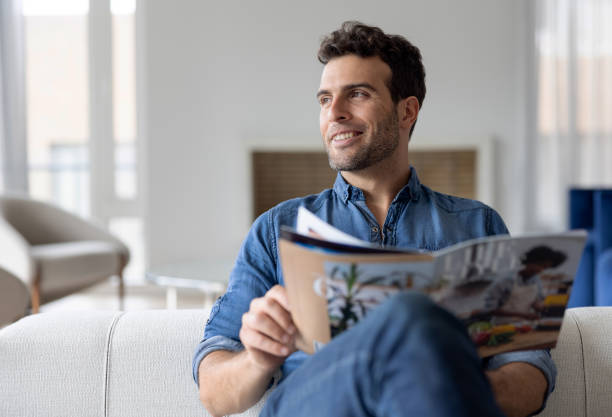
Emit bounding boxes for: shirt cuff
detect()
[192,335,244,387]
[485,349,557,415]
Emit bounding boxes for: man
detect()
[193,22,554,417]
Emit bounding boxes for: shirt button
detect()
[371,226,379,233]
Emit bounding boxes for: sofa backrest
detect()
[2,308,611,417]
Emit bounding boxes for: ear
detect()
[397,96,420,130]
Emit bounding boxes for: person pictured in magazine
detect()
[193,22,555,417]
[483,246,568,323]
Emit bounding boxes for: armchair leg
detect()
[31,274,41,314]
[118,272,125,311]
[117,254,128,311]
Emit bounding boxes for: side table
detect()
[146,259,234,308]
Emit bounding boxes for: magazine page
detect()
[280,227,413,255]
[279,239,434,354]
[429,232,587,356]
[296,207,374,247]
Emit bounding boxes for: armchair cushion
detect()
[31,241,121,298]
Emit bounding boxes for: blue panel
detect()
[594,190,612,257]
[568,243,594,307]
[595,249,612,306]
[569,189,594,229]
[568,188,612,306]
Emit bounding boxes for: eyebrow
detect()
[316,82,378,98]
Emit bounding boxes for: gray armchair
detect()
[0,195,130,313]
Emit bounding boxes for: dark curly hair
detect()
[318,21,426,120]
[522,246,567,268]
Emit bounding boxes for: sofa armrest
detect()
[537,307,612,416]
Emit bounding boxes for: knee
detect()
[381,292,438,316]
[353,292,472,363]
[374,292,456,330]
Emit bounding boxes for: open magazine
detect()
[279,207,587,357]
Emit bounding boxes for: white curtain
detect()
[0,0,28,194]
[534,0,612,230]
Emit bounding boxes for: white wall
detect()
[142,0,531,266]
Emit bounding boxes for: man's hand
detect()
[486,362,548,417]
[199,285,297,416]
[239,285,297,372]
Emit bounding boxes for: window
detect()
[23,0,90,215]
[533,0,612,230]
[22,0,143,282]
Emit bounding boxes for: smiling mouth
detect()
[331,131,363,143]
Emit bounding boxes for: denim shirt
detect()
[192,167,556,401]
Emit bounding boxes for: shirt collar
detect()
[333,166,422,204]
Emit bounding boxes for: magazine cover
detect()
[279,212,587,357]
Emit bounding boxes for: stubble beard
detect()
[326,110,400,172]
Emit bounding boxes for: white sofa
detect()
[1,307,611,417]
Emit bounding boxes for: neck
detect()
[341,152,412,228]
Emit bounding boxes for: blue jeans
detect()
[260,293,506,417]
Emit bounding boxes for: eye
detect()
[350,90,368,98]
[318,96,332,106]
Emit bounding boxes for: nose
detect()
[327,97,351,122]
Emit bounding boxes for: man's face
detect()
[317,55,400,171]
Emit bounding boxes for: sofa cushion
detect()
[0,311,120,416]
[0,310,268,417]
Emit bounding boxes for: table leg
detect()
[204,292,221,309]
[166,287,178,309]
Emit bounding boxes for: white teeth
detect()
[333,132,358,141]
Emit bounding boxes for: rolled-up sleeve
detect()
[192,211,279,386]
[485,349,557,413]
[192,335,244,386]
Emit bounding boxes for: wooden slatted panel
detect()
[252,152,336,220]
[252,150,477,219]
[410,150,477,201]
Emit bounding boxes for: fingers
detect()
[251,293,294,333]
[240,285,296,360]
[266,285,292,312]
[243,305,291,345]
[240,325,291,357]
